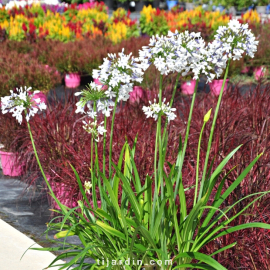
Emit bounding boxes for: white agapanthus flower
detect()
[1,86,47,124]
[142,98,177,122]
[138,31,206,76]
[82,120,106,142]
[92,49,144,102]
[138,30,224,82]
[75,82,115,117]
[138,20,258,83]
[97,99,115,117]
[214,19,259,60]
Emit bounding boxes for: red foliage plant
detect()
[9,81,270,269]
[0,45,61,97]
[0,36,151,93]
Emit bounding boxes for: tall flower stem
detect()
[152,120,160,226]
[93,101,104,209]
[26,119,63,210]
[158,75,164,199]
[157,74,168,263]
[103,116,107,175]
[161,73,180,156]
[91,136,97,209]
[194,121,206,206]
[199,60,231,200]
[109,91,119,179]
[93,101,99,173]
[174,79,199,200]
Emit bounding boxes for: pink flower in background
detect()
[129,86,144,103]
[94,78,108,90]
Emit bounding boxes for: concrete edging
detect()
[0,219,66,270]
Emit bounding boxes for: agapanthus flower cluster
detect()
[75,82,114,117]
[92,49,144,102]
[138,31,206,76]
[142,98,177,122]
[1,86,47,124]
[190,20,258,82]
[189,39,228,82]
[191,20,258,82]
[138,20,258,83]
[82,119,106,142]
[138,30,226,82]
[214,19,258,61]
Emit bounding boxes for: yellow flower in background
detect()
[242,10,260,24]
[106,21,127,44]
[166,6,229,34]
[141,5,156,23]
[77,8,108,23]
[2,4,257,43]
[0,19,9,29]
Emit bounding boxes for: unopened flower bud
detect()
[204,108,212,123]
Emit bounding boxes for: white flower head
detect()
[82,119,106,142]
[214,19,259,60]
[1,86,47,124]
[97,99,114,117]
[93,49,144,102]
[138,31,207,76]
[75,82,106,114]
[142,98,177,122]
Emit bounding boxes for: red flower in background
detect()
[22,23,27,32]
[29,22,36,34]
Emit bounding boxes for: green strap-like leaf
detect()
[113,142,127,198]
[96,221,126,241]
[202,153,262,228]
[173,263,216,270]
[99,171,123,228]
[174,252,227,270]
[112,163,142,221]
[182,195,207,250]
[126,143,142,194]
[210,242,237,256]
[207,222,270,244]
[152,198,167,239]
[201,145,242,199]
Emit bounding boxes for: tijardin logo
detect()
[96,258,172,268]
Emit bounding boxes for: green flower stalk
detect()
[109,90,119,178]
[199,61,231,201]
[194,108,212,206]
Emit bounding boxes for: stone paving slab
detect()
[0,218,65,270]
[0,173,93,268]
